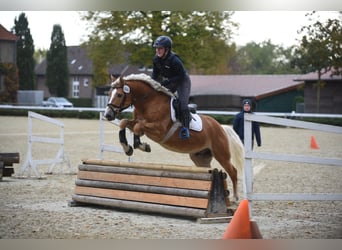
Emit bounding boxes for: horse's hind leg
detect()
[190,149,212,168]
[213,149,238,201]
[191,148,238,201]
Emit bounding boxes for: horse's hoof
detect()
[144,144,151,152]
[125,146,133,156]
[136,143,151,153]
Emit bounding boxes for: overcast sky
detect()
[0,11,340,50]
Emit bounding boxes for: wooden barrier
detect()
[0,153,20,180]
[70,159,232,219]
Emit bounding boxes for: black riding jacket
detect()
[152,51,187,92]
[233,110,262,147]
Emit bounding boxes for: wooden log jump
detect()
[0,152,20,180]
[70,159,232,219]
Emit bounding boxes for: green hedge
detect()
[0,108,100,119]
[69,98,92,107]
[301,117,342,126]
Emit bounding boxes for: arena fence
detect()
[243,113,342,215]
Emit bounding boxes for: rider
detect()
[151,35,191,140]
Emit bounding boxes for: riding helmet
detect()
[153,36,172,48]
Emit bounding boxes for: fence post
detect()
[243,113,254,216]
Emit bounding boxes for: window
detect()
[0,75,4,90]
[73,76,80,98]
[83,78,89,87]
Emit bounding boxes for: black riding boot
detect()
[179,109,190,139]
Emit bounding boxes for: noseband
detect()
[106,85,130,114]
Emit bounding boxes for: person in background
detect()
[233,99,261,148]
[151,35,191,140]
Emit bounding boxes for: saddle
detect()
[170,98,202,131]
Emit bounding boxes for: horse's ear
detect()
[119,76,124,84]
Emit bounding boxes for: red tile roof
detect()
[0,24,19,41]
[0,24,18,41]
[189,74,303,99]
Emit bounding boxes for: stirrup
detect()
[179,127,190,140]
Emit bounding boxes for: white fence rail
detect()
[2,105,342,119]
[19,111,71,178]
[243,113,342,214]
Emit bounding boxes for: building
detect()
[35,46,151,103]
[294,70,342,114]
[35,46,94,99]
[190,74,303,112]
[0,24,19,103]
[0,24,18,64]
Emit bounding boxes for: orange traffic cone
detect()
[222,199,262,239]
[310,135,319,149]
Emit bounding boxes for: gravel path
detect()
[0,116,341,239]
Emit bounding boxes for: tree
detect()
[81,11,237,83]
[234,40,299,74]
[34,48,47,64]
[46,24,69,97]
[292,12,342,112]
[13,12,35,90]
[0,63,19,103]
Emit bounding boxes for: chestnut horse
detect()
[104,74,244,200]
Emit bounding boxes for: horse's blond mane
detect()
[120,73,175,97]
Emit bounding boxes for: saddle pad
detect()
[170,98,202,132]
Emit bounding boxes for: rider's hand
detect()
[161,79,170,86]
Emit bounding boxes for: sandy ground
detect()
[0,115,341,239]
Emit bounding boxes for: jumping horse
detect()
[104,73,244,201]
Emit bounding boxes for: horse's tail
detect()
[221,125,245,177]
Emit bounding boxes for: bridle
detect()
[107,81,154,114]
[106,84,131,114]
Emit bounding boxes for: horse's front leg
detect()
[132,122,151,153]
[118,119,133,156]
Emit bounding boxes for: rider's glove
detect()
[161,79,170,86]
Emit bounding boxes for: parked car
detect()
[42,97,73,108]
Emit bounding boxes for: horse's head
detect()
[104,76,132,121]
